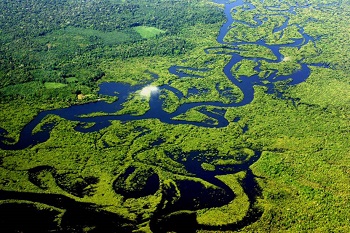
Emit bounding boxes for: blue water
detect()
[0,0,328,150]
[0,1,333,231]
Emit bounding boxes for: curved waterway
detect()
[0,0,330,231]
[0,0,328,150]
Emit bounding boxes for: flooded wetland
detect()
[0,0,350,232]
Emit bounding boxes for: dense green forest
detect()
[1,0,350,232]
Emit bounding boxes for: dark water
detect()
[0,190,137,232]
[0,0,331,232]
[0,0,328,150]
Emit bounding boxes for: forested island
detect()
[0,0,349,232]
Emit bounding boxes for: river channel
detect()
[0,0,330,232]
[0,0,329,150]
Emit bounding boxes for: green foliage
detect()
[1,0,350,232]
[0,0,224,103]
[197,172,249,225]
[172,107,216,124]
[236,44,277,60]
[133,26,166,39]
[289,67,350,108]
[232,59,259,78]
[44,82,67,89]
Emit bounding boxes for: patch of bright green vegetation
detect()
[133,26,166,39]
[44,82,67,89]
[201,162,215,171]
[65,77,78,83]
[172,108,216,124]
[62,26,138,45]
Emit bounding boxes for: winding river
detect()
[0,0,328,150]
[0,0,330,232]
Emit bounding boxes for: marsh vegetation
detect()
[0,0,350,232]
